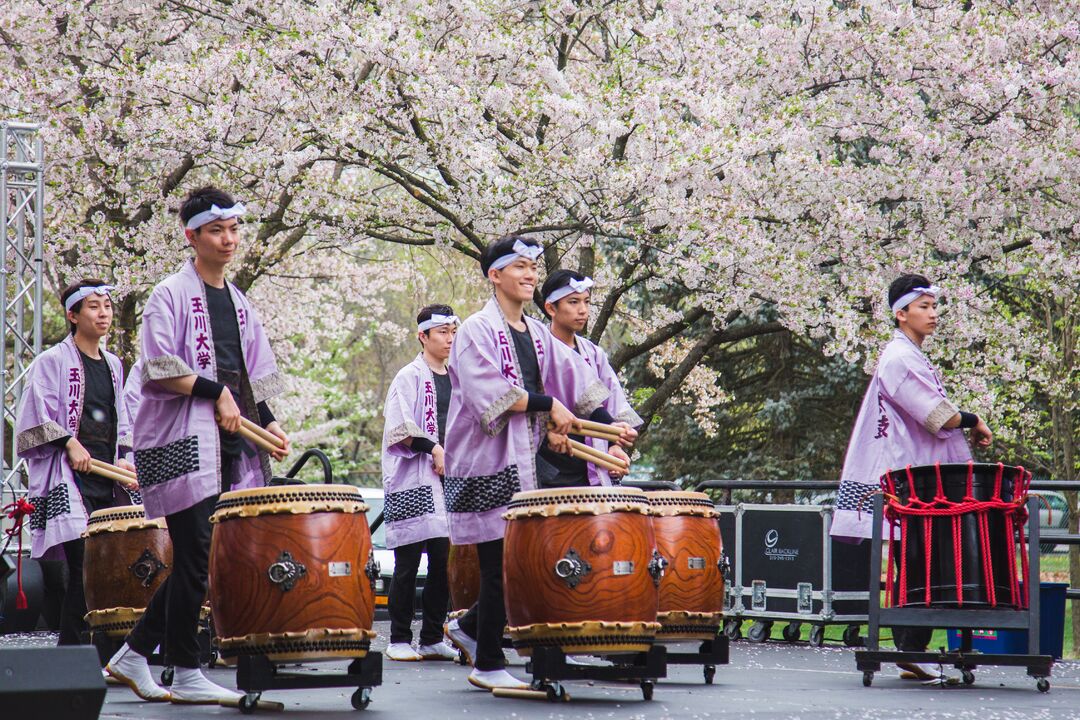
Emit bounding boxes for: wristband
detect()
[959,411,979,429]
[412,437,437,454]
[257,401,276,427]
[192,376,226,400]
[526,392,554,413]
[589,406,616,425]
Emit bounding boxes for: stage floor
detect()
[5,621,1078,718]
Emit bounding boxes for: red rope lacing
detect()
[880,461,1030,610]
[3,498,36,610]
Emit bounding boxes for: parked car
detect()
[353,487,427,611]
[1038,490,1070,554]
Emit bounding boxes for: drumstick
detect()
[567,438,628,469]
[547,420,620,444]
[569,446,626,474]
[237,424,282,454]
[240,416,284,449]
[89,459,137,481]
[88,460,137,486]
[575,418,623,436]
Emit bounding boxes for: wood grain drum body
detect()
[447,543,480,614]
[503,487,661,656]
[208,484,378,664]
[648,491,725,641]
[83,505,173,637]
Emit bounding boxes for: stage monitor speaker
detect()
[0,646,105,720]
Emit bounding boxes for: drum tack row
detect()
[82,485,726,710]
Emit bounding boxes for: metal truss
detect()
[1,121,44,544]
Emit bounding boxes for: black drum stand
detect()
[230,652,383,713]
[665,636,729,684]
[855,495,1053,692]
[521,645,667,701]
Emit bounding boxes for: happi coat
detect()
[381,354,450,549]
[574,334,643,483]
[135,259,284,519]
[443,298,610,545]
[831,330,972,540]
[15,335,134,559]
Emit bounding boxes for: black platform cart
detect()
[855,494,1053,691]
[664,636,729,684]
[232,651,383,713]
[521,645,667,701]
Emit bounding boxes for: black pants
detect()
[457,539,505,671]
[891,544,933,652]
[125,454,236,667]
[58,494,113,646]
[388,537,450,646]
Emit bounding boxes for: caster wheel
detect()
[809,625,825,647]
[239,693,260,715]
[961,670,975,685]
[640,681,654,701]
[351,687,372,710]
[704,665,716,685]
[544,683,567,702]
[1037,678,1049,693]
[747,621,771,643]
[862,671,873,687]
[208,651,218,669]
[724,619,742,641]
[843,625,863,647]
[160,666,174,687]
[782,622,801,642]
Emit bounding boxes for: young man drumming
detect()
[441,235,631,691]
[381,304,459,662]
[107,186,289,704]
[16,280,139,647]
[832,273,992,678]
[539,269,642,481]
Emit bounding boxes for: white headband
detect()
[64,285,114,312]
[891,285,941,313]
[185,202,247,231]
[545,276,594,304]
[418,313,460,332]
[490,239,543,271]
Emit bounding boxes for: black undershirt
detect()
[74,350,118,502]
[205,284,244,458]
[508,325,588,487]
[433,371,451,445]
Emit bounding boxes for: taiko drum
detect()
[83,505,173,638]
[208,484,378,664]
[503,487,661,656]
[647,491,725,641]
[447,543,480,614]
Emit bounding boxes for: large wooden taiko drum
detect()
[647,491,725,641]
[447,544,480,614]
[83,505,173,638]
[503,487,661,656]
[208,484,378,664]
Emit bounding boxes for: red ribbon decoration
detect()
[4,498,36,609]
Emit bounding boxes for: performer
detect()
[539,269,642,481]
[106,186,290,704]
[832,273,992,678]
[15,279,139,647]
[381,304,459,662]
[441,235,630,691]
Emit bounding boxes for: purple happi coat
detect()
[15,335,135,559]
[831,331,972,539]
[381,354,450,549]
[575,334,644,484]
[443,298,610,545]
[135,259,284,519]
[123,358,144,424]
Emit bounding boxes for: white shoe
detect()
[418,640,458,661]
[168,667,243,705]
[385,642,423,661]
[106,643,171,702]
[468,668,529,691]
[445,618,477,666]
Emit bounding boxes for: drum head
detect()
[211,484,368,523]
[646,491,719,518]
[85,505,165,535]
[504,486,650,519]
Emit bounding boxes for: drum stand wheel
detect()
[640,680,654,700]
[861,671,873,687]
[351,687,373,710]
[531,680,569,702]
[238,693,260,714]
[1037,678,1050,693]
